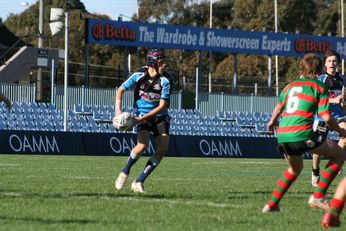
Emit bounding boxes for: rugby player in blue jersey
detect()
[114,49,174,193]
[311,50,346,187]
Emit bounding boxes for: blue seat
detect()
[93,111,112,123]
[46,103,56,110]
[74,104,92,115]
[27,121,37,131]
[194,110,203,118]
[7,121,17,130]
[99,123,109,133]
[36,122,46,131]
[0,121,7,130]
[123,106,132,113]
[91,105,99,113]
[40,108,50,116]
[54,122,64,131]
[89,121,99,132]
[253,112,261,121]
[29,102,39,109]
[217,111,226,120]
[45,122,55,131]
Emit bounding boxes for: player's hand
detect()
[115,109,122,116]
[267,119,278,133]
[334,95,344,104]
[132,117,140,126]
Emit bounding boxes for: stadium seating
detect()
[0,102,337,139]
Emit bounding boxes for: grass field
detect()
[0,154,343,231]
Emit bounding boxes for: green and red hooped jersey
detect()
[276,77,330,143]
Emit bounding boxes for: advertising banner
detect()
[0,131,280,159]
[87,19,346,59]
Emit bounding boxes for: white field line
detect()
[0,163,20,166]
[110,196,243,208]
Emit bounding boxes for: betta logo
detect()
[92,23,136,41]
[295,38,331,53]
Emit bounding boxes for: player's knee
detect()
[135,143,148,152]
[288,166,302,176]
[153,151,165,159]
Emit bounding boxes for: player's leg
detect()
[311,120,328,186]
[337,121,346,175]
[132,116,170,193]
[322,177,346,228]
[132,134,169,193]
[337,121,346,150]
[308,139,346,209]
[311,153,321,187]
[136,134,168,182]
[262,153,302,213]
[115,130,150,191]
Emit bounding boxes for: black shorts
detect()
[137,115,170,137]
[278,133,327,156]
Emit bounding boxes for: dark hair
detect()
[299,53,323,78]
[323,50,341,64]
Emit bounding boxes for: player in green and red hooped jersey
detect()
[262,53,346,213]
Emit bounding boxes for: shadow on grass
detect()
[227,190,313,200]
[0,215,99,225]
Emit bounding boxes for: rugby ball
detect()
[112,112,134,131]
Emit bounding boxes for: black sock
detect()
[312,167,320,176]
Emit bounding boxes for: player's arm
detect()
[322,114,346,137]
[115,73,138,115]
[267,102,283,133]
[115,86,125,115]
[136,99,169,123]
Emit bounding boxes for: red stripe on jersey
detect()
[284,81,324,94]
[295,93,316,103]
[277,124,312,132]
[282,110,314,118]
[318,97,329,106]
[317,110,331,117]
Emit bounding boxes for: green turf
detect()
[0,155,342,230]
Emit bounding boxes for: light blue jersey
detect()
[121,66,173,116]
